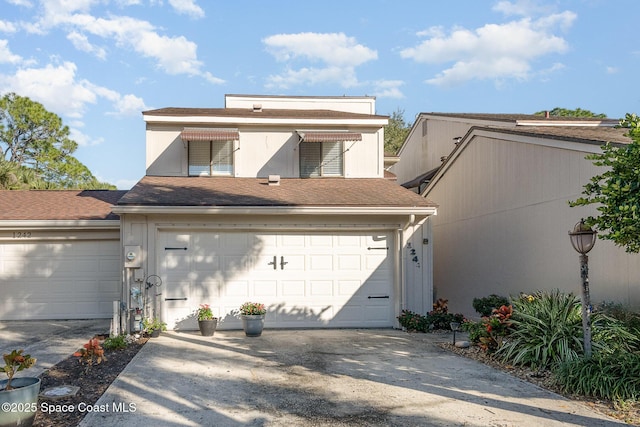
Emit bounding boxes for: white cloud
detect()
[6,0,33,6]
[493,0,555,17]
[0,61,147,121]
[67,31,107,59]
[263,32,377,89]
[168,0,204,19]
[373,80,405,99]
[401,12,575,87]
[0,40,23,64]
[27,1,223,83]
[0,20,18,33]
[606,66,619,74]
[264,32,377,67]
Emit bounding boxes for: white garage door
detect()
[159,230,394,329]
[0,240,120,320]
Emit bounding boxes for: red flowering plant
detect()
[73,338,106,372]
[239,302,266,315]
[478,305,514,352]
[197,304,215,321]
[2,349,36,390]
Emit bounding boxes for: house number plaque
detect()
[12,231,32,239]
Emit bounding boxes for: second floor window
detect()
[188,140,234,176]
[299,141,343,177]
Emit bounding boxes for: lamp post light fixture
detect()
[568,219,597,358]
[450,321,461,345]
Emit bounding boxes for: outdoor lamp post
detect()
[568,219,597,358]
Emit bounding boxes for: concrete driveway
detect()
[0,319,110,377]
[78,329,622,427]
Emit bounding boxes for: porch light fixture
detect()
[568,219,597,358]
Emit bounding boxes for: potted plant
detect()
[143,317,167,338]
[0,349,39,427]
[196,304,218,336]
[239,302,266,337]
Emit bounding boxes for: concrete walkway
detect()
[78,329,623,427]
[0,319,110,377]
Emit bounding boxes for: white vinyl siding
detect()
[300,141,343,177]
[188,140,233,176]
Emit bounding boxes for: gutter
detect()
[111,205,438,216]
[0,220,121,229]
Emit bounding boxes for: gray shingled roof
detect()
[143,107,388,121]
[118,176,436,208]
[0,190,127,220]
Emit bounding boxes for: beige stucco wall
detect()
[145,125,384,178]
[225,95,377,115]
[424,134,640,318]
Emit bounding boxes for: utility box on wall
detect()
[124,245,142,268]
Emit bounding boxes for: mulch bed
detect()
[439,341,640,425]
[32,336,148,427]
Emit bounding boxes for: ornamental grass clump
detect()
[496,290,583,370]
[496,290,639,371]
[554,352,640,401]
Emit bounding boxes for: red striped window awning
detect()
[297,131,362,143]
[181,128,239,142]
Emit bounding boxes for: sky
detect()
[1,0,638,189]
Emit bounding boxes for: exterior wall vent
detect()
[253,104,262,112]
[268,175,280,186]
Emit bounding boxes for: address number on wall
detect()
[12,231,32,239]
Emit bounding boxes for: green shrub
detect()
[397,310,429,332]
[472,294,510,317]
[496,290,584,370]
[462,320,485,343]
[425,312,464,330]
[597,302,640,346]
[554,352,640,401]
[103,335,128,350]
[397,309,464,332]
[496,290,639,370]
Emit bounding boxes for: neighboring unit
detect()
[391,113,640,317]
[113,95,437,331]
[0,190,126,320]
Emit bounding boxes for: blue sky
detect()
[1,0,638,189]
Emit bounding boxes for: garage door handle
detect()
[368,247,389,250]
[280,256,288,270]
[268,256,277,270]
[368,295,390,299]
[165,297,187,301]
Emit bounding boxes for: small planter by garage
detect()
[241,314,265,337]
[0,377,41,427]
[198,318,218,336]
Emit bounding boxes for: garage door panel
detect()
[0,239,120,320]
[309,280,332,296]
[224,280,250,296]
[161,230,394,329]
[253,280,277,297]
[281,280,305,296]
[337,255,361,270]
[310,255,333,271]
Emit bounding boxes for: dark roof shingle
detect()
[118,176,436,208]
[0,190,127,220]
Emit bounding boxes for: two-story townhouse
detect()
[112,95,437,331]
[391,113,640,317]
